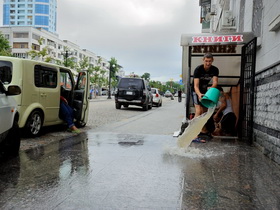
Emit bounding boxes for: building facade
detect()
[0,26,110,76]
[196,0,280,164]
[3,0,57,34]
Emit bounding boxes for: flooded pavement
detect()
[1,131,280,209]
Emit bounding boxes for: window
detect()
[118,78,144,89]
[60,71,73,90]
[77,72,86,90]
[35,4,49,14]
[32,43,40,51]
[36,0,50,2]
[18,10,25,14]
[35,16,48,26]
[13,42,28,48]
[18,21,25,25]
[13,32,29,38]
[34,65,57,88]
[32,33,40,40]
[13,53,27,58]
[0,61,13,84]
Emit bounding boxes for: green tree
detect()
[77,56,89,72]
[108,57,120,89]
[28,37,54,62]
[141,72,150,81]
[0,33,12,56]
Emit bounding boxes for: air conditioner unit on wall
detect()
[222,10,234,26]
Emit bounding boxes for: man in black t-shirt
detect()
[191,53,219,142]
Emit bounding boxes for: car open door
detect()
[73,71,89,127]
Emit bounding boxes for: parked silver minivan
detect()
[0,56,90,137]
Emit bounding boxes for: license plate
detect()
[126,91,133,95]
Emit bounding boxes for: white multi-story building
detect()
[0,26,110,74]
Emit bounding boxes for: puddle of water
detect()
[177,107,216,149]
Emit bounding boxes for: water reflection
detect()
[0,133,90,209]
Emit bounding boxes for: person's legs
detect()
[221,112,237,136]
[60,102,74,127]
[191,92,207,142]
[60,102,80,132]
[192,91,205,117]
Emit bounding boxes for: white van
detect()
[0,56,90,137]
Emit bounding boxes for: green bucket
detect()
[200,87,220,108]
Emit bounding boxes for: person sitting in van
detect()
[59,87,80,133]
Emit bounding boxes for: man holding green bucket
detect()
[191,53,219,142]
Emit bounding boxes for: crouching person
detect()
[213,87,236,136]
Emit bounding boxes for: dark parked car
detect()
[115,77,153,111]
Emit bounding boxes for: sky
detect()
[0,0,201,82]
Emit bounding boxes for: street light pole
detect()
[107,64,115,99]
[65,50,69,67]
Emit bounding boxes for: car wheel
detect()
[116,103,121,109]
[148,102,152,110]
[143,102,148,111]
[25,110,43,137]
[0,120,21,157]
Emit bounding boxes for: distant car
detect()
[164,91,173,98]
[102,90,108,95]
[115,77,153,111]
[151,88,162,107]
[0,80,21,157]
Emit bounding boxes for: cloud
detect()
[0,0,201,82]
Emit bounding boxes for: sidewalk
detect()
[175,137,280,209]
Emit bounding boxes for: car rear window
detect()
[0,61,12,84]
[151,89,156,94]
[118,78,143,89]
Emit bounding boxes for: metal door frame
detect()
[238,37,257,144]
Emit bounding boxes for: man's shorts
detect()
[192,91,203,106]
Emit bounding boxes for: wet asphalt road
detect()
[1,97,280,209]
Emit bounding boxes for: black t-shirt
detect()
[191,64,219,94]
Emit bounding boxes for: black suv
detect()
[115,77,153,111]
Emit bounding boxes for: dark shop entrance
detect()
[180,32,256,143]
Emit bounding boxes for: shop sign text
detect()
[192,35,243,43]
[192,45,237,53]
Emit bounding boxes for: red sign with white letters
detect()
[192,35,243,43]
